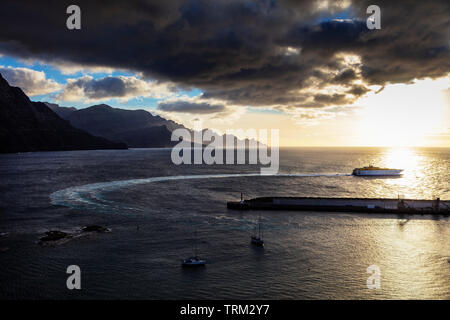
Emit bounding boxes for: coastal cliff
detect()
[0,73,127,153]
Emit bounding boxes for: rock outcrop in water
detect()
[0,73,127,153]
[38,226,110,246]
[39,230,70,242]
[82,225,111,233]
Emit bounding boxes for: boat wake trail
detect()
[50,172,350,212]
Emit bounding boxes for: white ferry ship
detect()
[352,165,403,176]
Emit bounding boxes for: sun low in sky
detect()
[0,0,448,147]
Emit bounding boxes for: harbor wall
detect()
[227,197,450,214]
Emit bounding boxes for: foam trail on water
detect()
[50,173,350,211]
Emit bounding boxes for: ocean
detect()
[0,147,449,299]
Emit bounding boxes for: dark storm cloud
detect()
[75,77,129,99]
[285,19,369,50]
[347,84,370,96]
[0,0,448,109]
[56,75,173,101]
[313,93,347,105]
[332,69,358,84]
[158,101,226,114]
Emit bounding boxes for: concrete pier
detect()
[227,197,450,214]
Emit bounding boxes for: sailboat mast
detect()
[194,230,197,257]
[258,215,261,239]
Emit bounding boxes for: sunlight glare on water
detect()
[367,147,450,200]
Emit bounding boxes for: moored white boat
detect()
[182,231,206,267]
[251,214,264,247]
[182,256,206,267]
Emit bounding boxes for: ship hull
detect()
[353,169,403,176]
[251,236,264,246]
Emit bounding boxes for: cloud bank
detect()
[158,100,226,114]
[0,66,62,96]
[56,75,175,102]
[0,0,448,114]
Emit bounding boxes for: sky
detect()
[0,0,448,147]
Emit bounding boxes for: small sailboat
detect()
[182,230,206,267]
[251,215,264,247]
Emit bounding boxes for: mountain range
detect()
[0,73,126,153]
[0,72,260,153]
[45,103,261,149]
[45,103,183,148]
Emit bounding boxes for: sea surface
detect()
[0,147,449,299]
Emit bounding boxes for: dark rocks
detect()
[39,230,70,242]
[38,226,110,246]
[82,225,110,233]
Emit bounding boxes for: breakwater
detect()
[227,196,450,214]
